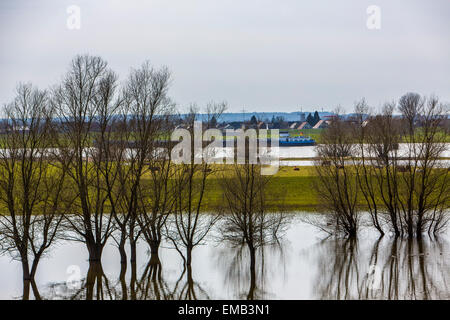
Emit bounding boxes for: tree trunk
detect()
[186,245,193,267]
[22,279,31,300]
[87,242,103,262]
[149,252,160,266]
[22,258,31,280]
[149,239,161,265]
[21,258,31,300]
[130,261,137,300]
[118,235,127,265]
[186,264,196,300]
[119,262,128,300]
[416,215,424,238]
[407,211,414,238]
[247,245,256,300]
[86,261,103,300]
[149,239,160,255]
[130,239,137,263]
[31,280,42,300]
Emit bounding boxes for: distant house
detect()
[225,122,244,130]
[297,121,312,130]
[312,119,329,129]
[257,121,268,129]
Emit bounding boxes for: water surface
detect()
[0,213,449,299]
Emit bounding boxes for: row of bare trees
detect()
[0,55,233,299]
[0,54,282,300]
[313,93,449,238]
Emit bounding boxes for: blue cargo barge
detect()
[276,136,316,146]
[276,130,316,146]
[220,131,316,147]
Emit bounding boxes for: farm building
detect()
[297,121,312,129]
[312,119,329,129]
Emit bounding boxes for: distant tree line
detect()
[306,111,321,127]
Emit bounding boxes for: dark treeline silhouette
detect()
[306,111,321,127]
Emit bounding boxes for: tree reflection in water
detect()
[170,265,211,300]
[130,256,171,300]
[311,236,450,299]
[19,224,449,300]
[215,242,287,300]
[40,252,211,300]
[43,262,117,300]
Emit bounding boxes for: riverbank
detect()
[165,165,450,213]
[198,166,319,212]
[0,164,447,214]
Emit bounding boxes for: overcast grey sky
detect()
[0,0,449,112]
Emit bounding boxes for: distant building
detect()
[223,122,243,130]
[257,121,267,129]
[312,119,329,129]
[297,121,312,130]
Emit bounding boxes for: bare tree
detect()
[136,122,177,265]
[397,94,449,237]
[352,98,385,236]
[351,93,449,238]
[166,103,226,267]
[52,55,117,262]
[218,133,288,298]
[0,84,69,299]
[358,103,404,236]
[115,62,173,272]
[312,110,360,237]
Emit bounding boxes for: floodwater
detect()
[2,144,448,168]
[214,144,450,166]
[1,213,449,300]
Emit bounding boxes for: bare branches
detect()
[313,110,360,237]
[165,104,226,266]
[52,55,117,262]
[0,83,67,299]
[348,94,449,238]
